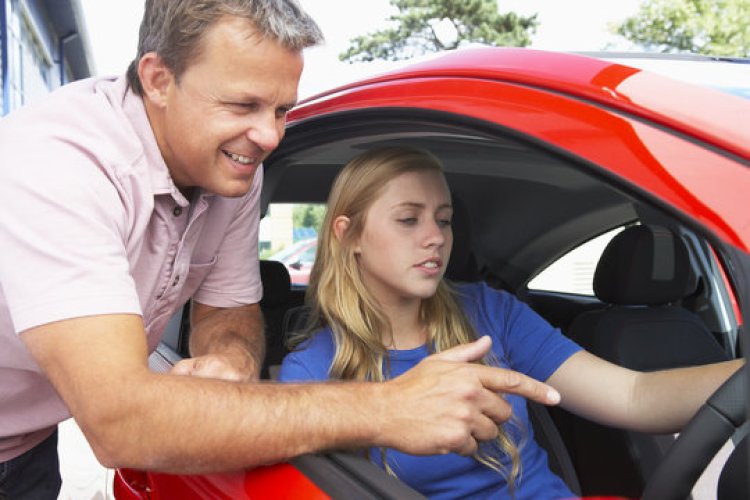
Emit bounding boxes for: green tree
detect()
[293,204,326,230]
[614,0,750,56]
[340,0,538,63]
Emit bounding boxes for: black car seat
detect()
[563,224,731,497]
[259,259,304,379]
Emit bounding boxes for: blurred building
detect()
[1,0,93,115]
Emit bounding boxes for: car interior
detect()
[158,109,746,499]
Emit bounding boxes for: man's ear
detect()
[138,52,173,108]
[333,215,351,242]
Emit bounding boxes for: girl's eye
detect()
[398,217,418,226]
[438,219,452,228]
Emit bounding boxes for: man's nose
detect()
[245,114,283,153]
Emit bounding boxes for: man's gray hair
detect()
[126,0,324,95]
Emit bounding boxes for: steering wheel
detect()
[642,366,747,500]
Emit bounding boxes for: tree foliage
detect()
[340,0,538,63]
[293,204,326,230]
[614,0,750,56]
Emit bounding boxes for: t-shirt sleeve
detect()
[0,135,141,333]
[464,283,582,382]
[192,167,264,307]
[278,330,336,382]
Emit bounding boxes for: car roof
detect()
[296,47,750,161]
[574,51,750,101]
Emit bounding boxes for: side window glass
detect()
[260,203,326,287]
[528,226,626,296]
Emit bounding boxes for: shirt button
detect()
[172,275,180,287]
[173,206,182,217]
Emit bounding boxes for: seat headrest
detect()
[260,260,291,307]
[594,225,697,305]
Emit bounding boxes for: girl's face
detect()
[354,169,453,308]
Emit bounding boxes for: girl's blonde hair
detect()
[294,146,521,488]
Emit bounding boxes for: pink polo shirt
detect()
[0,76,263,461]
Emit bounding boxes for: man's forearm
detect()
[24,315,560,475]
[90,338,561,473]
[188,302,265,377]
[88,372,380,473]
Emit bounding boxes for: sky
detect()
[79,0,644,99]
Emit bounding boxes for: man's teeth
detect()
[226,152,252,165]
[423,261,438,268]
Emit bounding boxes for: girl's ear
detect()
[333,215,351,242]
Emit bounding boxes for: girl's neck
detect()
[382,301,427,350]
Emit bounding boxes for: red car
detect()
[115,48,750,499]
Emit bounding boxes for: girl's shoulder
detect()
[453,281,518,309]
[279,327,336,382]
[290,326,336,356]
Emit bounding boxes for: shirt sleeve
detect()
[0,134,141,333]
[463,283,582,382]
[192,167,264,307]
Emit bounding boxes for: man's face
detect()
[151,16,303,197]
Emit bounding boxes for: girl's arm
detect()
[547,350,744,433]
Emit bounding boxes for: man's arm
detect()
[22,317,559,474]
[170,302,264,381]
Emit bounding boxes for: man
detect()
[0,1,560,497]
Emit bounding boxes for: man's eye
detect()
[231,102,259,111]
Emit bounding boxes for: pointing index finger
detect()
[478,366,561,405]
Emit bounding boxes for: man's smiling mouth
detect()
[223,150,254,165]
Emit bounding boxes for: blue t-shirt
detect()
[279,283,582,499]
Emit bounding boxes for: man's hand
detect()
[171,350,259,382]
[182,302,265,381]
[374,336,560,456]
